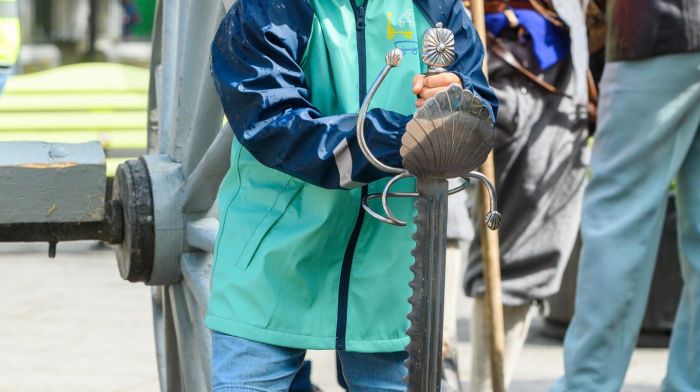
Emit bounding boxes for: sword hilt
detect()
[355,25,499,392]
[355,47,500,230]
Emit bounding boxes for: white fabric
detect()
[469,298,533,392]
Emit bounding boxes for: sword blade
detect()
[405,178,449,392]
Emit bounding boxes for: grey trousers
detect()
[552,51,700,392]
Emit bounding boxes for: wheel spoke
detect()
[168,0,227,164]
[169,280,211,392]
[181,125,232,214]
[186,218,219,254]
[181,251,213,313]
[157,0,181,156]
[161,285,183,392]
[147,0,164,154]
[151,286,168,392]
[181,73,225,176]
[148,1,236,391]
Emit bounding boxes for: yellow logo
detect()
[386,9,415,40]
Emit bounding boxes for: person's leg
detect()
[552,52,700,392]
[211,331,306,392]
[337,350,408,392]
[290,361,315,392]
[466,41,588,307]
[469,297,533,392]
[443,241,463,356]
[336,351,349,390]
[467,44,585,392]
[442,240,465,391]
[503,303,534,388]
[662,105,700,391]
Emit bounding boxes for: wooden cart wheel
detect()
[140,1,233,390]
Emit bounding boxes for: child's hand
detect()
[412,73,462,108]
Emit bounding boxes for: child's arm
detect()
[211,0,409,190]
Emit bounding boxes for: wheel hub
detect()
[112,158,156,283]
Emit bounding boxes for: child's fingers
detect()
[415,98,426,108]
[418,86,447,100]
[423,72,461,88]
[412,74,425,95]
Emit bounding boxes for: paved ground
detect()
[0,242,669,391]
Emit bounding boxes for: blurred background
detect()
[1,0,153,178]
[1,2,158,391]
[0,1,675,391]
[19,0,154,69]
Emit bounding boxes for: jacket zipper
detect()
[336,0,370,351]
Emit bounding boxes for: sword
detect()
[356,24,500,391]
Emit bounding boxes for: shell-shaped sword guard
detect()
[401,85,494,179]
[355,39,501,231]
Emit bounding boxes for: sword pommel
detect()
[421,22,456,75]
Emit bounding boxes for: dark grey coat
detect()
[453,1,590,306]
[606,0,700,61]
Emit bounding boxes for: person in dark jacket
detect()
[459,1,589,389]
[552,1,700,390]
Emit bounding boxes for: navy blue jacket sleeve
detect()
[443,2,500,121]
[210,0,410,190]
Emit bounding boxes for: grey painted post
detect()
[0,142,105,224]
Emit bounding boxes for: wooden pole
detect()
[466,1,507,391]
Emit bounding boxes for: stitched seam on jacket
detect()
[212,142,244,276]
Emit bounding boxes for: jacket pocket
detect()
[229,178,302,271]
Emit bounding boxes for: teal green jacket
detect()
[207,0,498,353]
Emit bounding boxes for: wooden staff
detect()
[466,1,507,391]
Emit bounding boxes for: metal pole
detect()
[147,0,164,154]
[467,1,507,391]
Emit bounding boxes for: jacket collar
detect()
[412,0,451,26]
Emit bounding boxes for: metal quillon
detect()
[356,23,501,391]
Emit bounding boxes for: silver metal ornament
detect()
[421,23,456,75]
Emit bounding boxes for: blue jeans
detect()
[211,331,408,391]
[551,51,700,391]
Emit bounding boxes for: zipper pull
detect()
[356,6,366,30]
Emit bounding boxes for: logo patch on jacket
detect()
[387,9,418,55]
